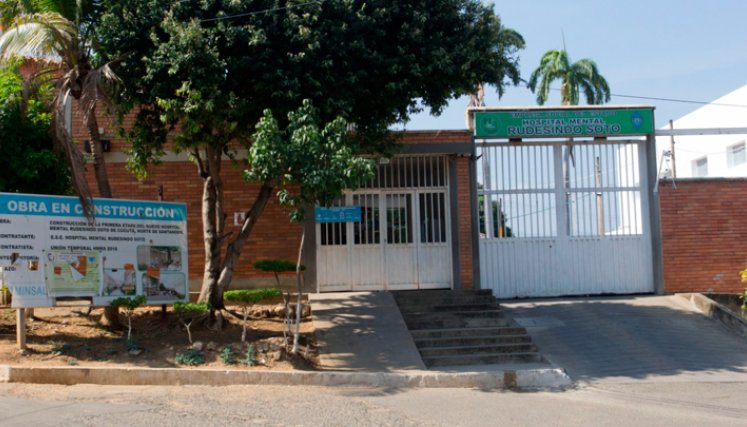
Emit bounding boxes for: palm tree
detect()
[1,0,120,325]
[0,0,118,208]
[468,25,525,107]
[527,49,610,106]
[527,49,610,235]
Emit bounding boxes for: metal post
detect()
[158,184,168,317]
[669,120,677,178]
[595,156,605,235]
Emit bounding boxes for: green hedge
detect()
[224,288,282,304]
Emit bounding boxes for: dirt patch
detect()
[0,303,318,370]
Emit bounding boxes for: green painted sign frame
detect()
[474,108,654,139]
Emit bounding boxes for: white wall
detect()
[655,84,747,178]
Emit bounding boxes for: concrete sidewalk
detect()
[309,291,426,371]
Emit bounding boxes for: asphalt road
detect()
[2,381,747,427]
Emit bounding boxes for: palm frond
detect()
[0,12,76,64]
[529,48,610,106]
[79,61,120,122]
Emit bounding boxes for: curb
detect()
[679,293,747,339]
[0,365,571,390]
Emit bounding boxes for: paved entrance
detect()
[309,291,426,371]
[501,295,747,384]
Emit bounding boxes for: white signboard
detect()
[0,193,188,308]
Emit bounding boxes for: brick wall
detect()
[72,106,476,291]
[456,156,474,289]
[659,179,747,294]
[83,160,303,290]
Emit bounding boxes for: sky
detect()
[400,0,747,131]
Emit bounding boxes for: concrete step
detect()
[405,317,513,330]
[419,343,537,358]
[392,290,495,305]
[403,310,507,322]
[393,289,543,369]
[397,302,501,313]
[409,326,529,340]
[393,289,494,298]
[414,334,532,348]
[423,352,543,367]
[395,295,498,306]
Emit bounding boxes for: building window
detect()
[727,141,746,167]
[693,157,708,177]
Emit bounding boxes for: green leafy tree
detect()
[97,0,521,312]
[527,49,610,106]
[0,61,71,194]
[249,100,374,354]
[469,26,525,107]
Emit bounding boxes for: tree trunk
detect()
[84,107,121,328]
[84,108,112,199]
[215,181,274,294]
[197,171,223,310]
[291,229,305,355]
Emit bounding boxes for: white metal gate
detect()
[477,139,654,298]
[316,156,452,292]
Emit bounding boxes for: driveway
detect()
[501,295,747,384]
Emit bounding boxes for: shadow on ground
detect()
[311,291,426,373]
[500,295,747,383]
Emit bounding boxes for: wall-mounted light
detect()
[83,140,111,153]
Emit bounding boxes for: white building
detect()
[656,84,747,178]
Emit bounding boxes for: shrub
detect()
[224,288,282,342]
[253,260,305,288]
[220,345,236,365]
[224,288,282,305]
[244,343,257,366]
[173,302,209,344]
[175,349,205,366]
[110,295,146,342]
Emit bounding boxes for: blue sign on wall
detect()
[314,206,361,223]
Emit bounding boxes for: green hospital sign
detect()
[474,108,654,139]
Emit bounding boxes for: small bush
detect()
[173,302,209,344]
[111,295,147,342]
[110,295,147,311]
[173,302,210,314]
[224,288,282,304]
[225,288,282,342]
[175,349,205,366]
[244,343,257,366]
[126,338,140,352]
[253,260,304,273]
[220,345,236,365]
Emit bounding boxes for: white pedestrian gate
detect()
[317,156,452,292]
[477,139,654,298]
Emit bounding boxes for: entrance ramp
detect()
[310,291,426,371]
